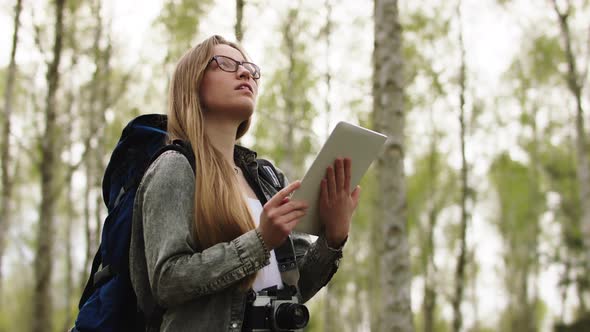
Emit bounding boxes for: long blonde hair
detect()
[166,35,257,289]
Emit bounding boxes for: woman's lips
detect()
[235,83,253,93]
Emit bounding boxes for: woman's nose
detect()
[236,65,252,80]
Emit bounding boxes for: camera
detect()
[243,286,310,332]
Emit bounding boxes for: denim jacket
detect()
[129,146,344,331]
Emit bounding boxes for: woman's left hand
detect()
[319,157,361,248]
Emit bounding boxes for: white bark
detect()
[235,0,244,42]
[373,0,414,331]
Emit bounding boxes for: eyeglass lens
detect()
[216,56,259,78]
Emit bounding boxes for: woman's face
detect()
[199,44,259,122]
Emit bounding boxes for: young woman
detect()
[129,35,361,331]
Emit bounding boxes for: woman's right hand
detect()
[258,180,308,250]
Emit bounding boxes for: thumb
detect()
[351,185,361,205]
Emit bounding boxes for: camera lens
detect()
[275,303,310,329]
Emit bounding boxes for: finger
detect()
[327,165,336,199]
[266,180,301,208]
[273,199,308,217]
[279,209,306,225]
[284,218,301,233]
[335,158,345,192]
[320,178,329,206]
[344,158,352,192]
[274,212,304,235]
[351,185,361,208]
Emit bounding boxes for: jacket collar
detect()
[234,145,257,164]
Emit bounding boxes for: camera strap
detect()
[275,238,300,290]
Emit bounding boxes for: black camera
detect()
[244,286,310,332]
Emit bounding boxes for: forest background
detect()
[0,0,589,331]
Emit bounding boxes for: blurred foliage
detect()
[1,0,590,331]
[489,153,544,332]
[156,0,213,63]
[252,6,318,178]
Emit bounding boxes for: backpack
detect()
[72,113,286,332]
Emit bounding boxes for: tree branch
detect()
[581,23,590,90]
[30,7,47,66]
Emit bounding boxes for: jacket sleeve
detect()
[274,166,345,303]
[138,151,270,307]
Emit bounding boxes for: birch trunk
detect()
[33,0,65,330]
[93,29,112,256]
[551,0,590,274]
[423,109,439,332]
[81,0,104,288]
[235,0,244,42]
[281,9,297,178]
[322,2,338,329]
[63,106,76,332]
[452,2,469,331]
[423,195,437,332]
[0,0,23,300]
[373,0,414,331]
[63,26,79,327]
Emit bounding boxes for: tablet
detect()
[292,121,387,235]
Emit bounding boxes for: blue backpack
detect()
[72,113,286,332]
[72,114,193,332]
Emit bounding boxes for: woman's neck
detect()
[204,120,239,167]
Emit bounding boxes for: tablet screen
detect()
[292,121,387,235]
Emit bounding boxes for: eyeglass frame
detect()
[207,55,261,79]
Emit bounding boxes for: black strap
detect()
[149,140,195,174]
[274,238,297,273]
[78,247,103,308]
[255,161,298,275]
[93,264,115,288]
[146,305,165,330]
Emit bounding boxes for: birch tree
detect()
[0,0,23,301]
[373,0,414,331]
[408,144,458,332]
[321,0,340,330]
[451,2,471,331]
[61,2,83,327]
[33,0,66,330]
[80,0,111,288]
[550,0,590,277]
[235,0,245,42]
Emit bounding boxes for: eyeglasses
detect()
[207,55,261,79]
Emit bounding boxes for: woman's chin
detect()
[232,102,255,118]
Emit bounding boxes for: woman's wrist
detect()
[325,233,348,249]
[254,227,270,255]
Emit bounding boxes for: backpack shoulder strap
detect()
[149,140,195,174]
[129,141,195,330]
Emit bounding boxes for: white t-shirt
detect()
[246,197,284,292]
